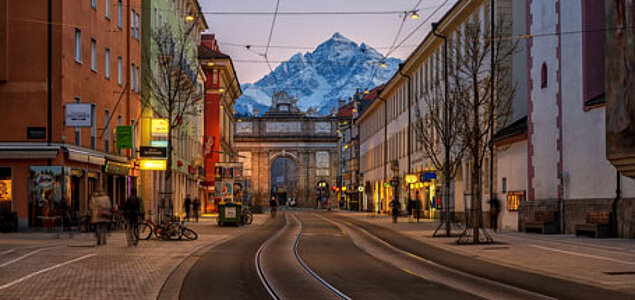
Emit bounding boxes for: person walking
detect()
[407,198,415,223]
[389,198,401,223]
[192,197,201,223]
[269,196,278,218]
[90,188,112,246]
[414,191,421,223]
[489,197,501,232]
[184,195,192,222]
[124,189,143,246]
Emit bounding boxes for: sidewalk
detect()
[0,214,267,299]
[336,211,635,295]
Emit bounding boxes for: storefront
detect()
[0,167,12,214]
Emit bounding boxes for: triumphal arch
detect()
[235,92,339,209]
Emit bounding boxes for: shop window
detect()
[506,190,526,211]
[541,63,547,88]
[0,167,12,213]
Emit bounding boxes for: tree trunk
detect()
[471,160,482,242]
[443,167,451,235]
[164,119,173,219]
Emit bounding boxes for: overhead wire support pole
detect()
[398,65,412,216]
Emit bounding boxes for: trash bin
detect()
[218,202,243,226]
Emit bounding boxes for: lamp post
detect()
[398,65,412,214]
[431,22,451,236]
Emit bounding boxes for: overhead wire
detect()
[264,0,282,90]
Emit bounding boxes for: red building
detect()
[198,34,241,213]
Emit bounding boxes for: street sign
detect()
[151,119,168,137]
[139,146,167,159]
[116,126,132,149]
[65,103,92,127]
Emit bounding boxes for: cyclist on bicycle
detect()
[269,196,278,217]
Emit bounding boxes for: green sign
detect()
[116,126,133,149]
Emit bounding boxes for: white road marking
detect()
[0,248,49,268]
[0,249,15,255]
[529,245,635,265]
[0,253,96,290]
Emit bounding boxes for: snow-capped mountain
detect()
[236,32,401,116]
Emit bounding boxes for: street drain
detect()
[604,271,635,275]
[482,246,510,250]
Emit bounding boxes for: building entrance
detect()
[270,156,297,206]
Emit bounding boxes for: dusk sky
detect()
[199,0,457,83]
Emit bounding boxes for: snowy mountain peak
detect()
[235,33,402,116]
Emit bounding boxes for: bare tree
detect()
[454,19,517,243]
[414,60,467,237]
[142,19,203,217]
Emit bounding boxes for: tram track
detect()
[255,211,351,300]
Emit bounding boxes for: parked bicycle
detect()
[138,214,180,240]
[176,219,198,241]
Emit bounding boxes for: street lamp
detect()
[409,11,420,19]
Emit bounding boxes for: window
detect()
[582,0,606,106]
[91,0,96,9]
[136,65,140,92]
[90,39,97,71]
[105,0,110,19]
[74,97,81,146]
[117,56,122,85]
[131,63,135,91]
[91,104,96,149]
[502,177,507,193]
[74,29,82,63]
[104,48,110,79]
[0,167,11,211]
[541,63,547,88]
[117,0,122,28]
[104,110,110,153]
[130,10,135,38]
[506,191,526,211]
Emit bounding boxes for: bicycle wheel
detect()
[181,228,198,241]
[244,213,253,225]
[138,223,152,240]
[166,223,182,240]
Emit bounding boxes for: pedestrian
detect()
[192,197,201,223]
[269,196,278,218]
[42,190,57,232]
[489,197,501,232]
[184,194,192,222]
[414,191,421,223]
[389,198,401,223]
[407,198,414,223]
[124,188,143,246]
[90,188,112,246]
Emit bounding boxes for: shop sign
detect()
[151,119,169,137]
[104,161,130,175]
[151,140,168,147]
[27,127,47,139]
[139,146,167,159]
[65,103,92,127]
[420,172,436,182]
[139,159,166,171]
[116,126,133,149]
[405,174,418,184]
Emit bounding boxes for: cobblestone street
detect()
[0,216,265,300]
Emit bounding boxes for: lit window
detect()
[506,191,526,211]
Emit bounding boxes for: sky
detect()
[199,0,457,84]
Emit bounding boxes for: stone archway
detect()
[270,155,297,206]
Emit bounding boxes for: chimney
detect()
[201,34,219,51]
[338,100,346,109]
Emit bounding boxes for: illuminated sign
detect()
[405,174,418,184]
[357,186,364,192]
[140,159,167,171]
[151,119,169,137]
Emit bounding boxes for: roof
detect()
[337,102,354,118]
[198,45,230,59]
[492,116,528,144]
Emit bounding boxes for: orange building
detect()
[0,0,142,228]
[198,34,241,213]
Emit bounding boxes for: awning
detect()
[104,161,130,176]
[66,148,106,166]
[0,144,59,159]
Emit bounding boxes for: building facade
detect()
[521,0,635,237]
[199,34,242,213]
[0,0,142,228]
[235,92,339,209]
[140,0,207,218]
